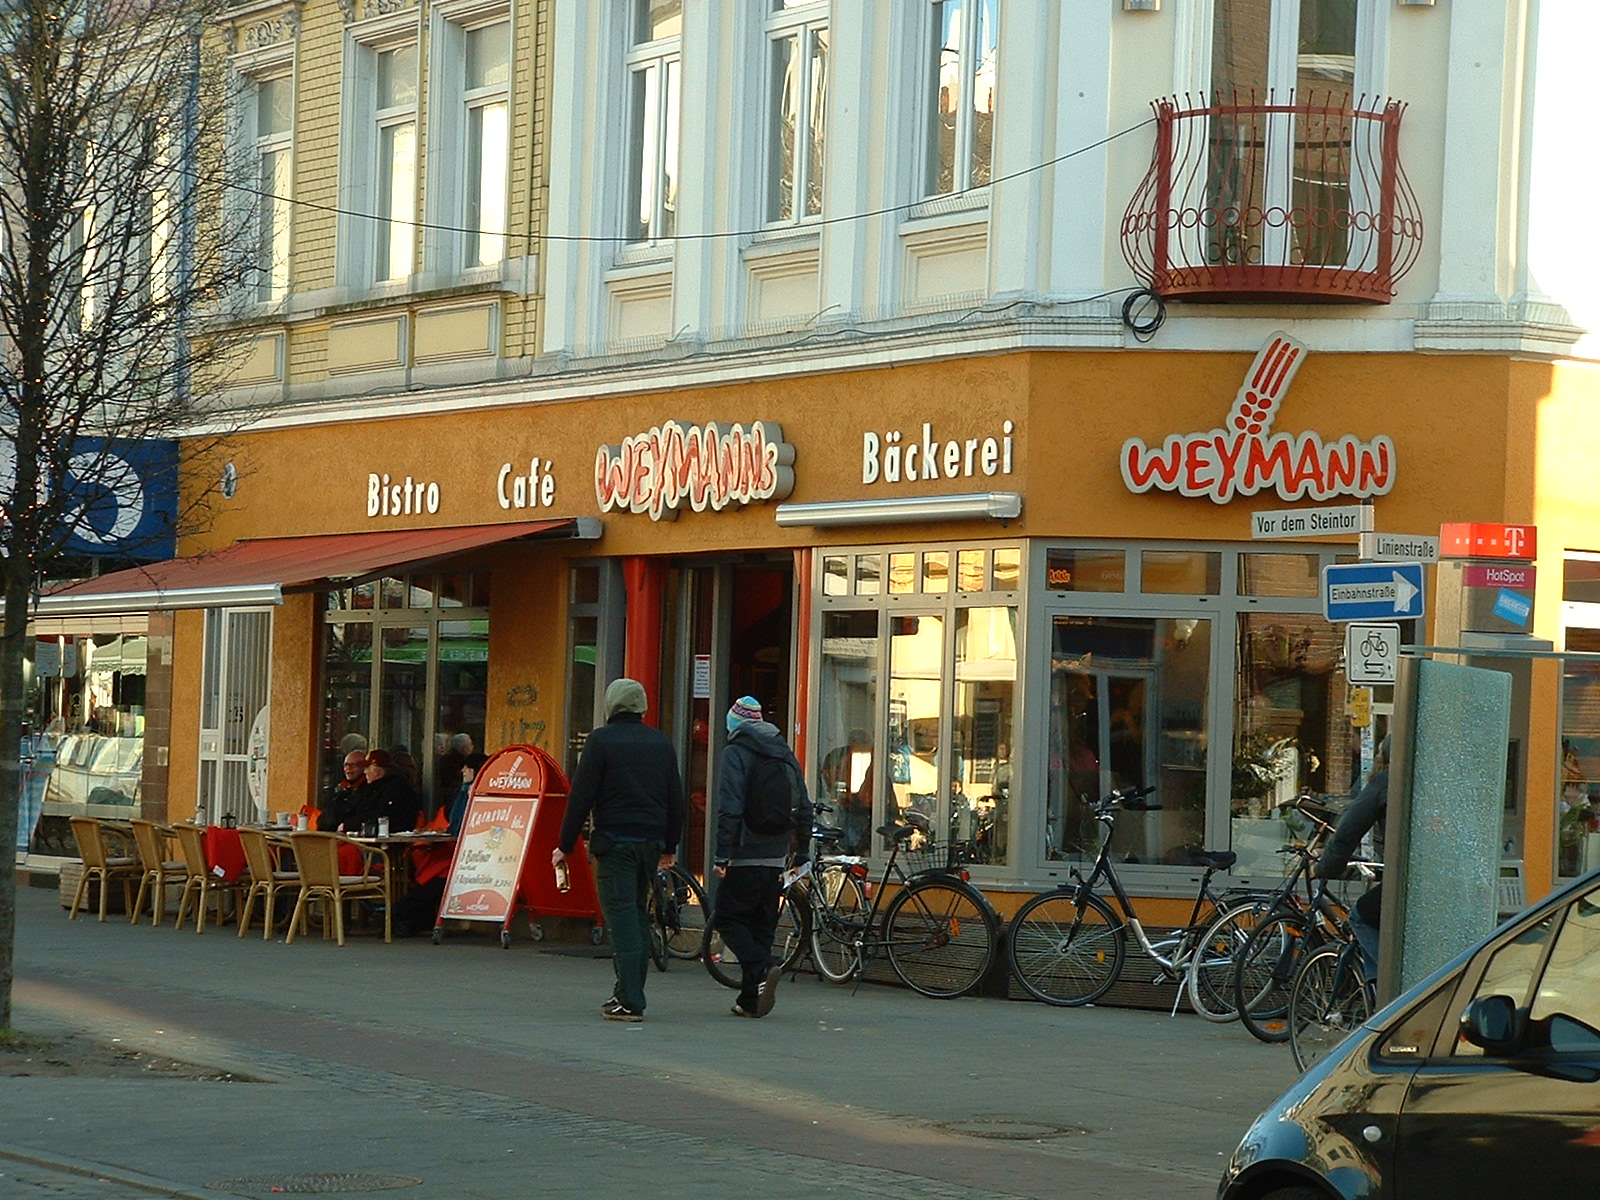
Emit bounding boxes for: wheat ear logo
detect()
[1120,333,1395,505]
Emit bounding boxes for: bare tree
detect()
[0,0,260,1028]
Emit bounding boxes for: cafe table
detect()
[344,830,458,897]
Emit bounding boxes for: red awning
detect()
[36,518,596,616]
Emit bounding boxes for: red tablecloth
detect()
[203,826,248,882]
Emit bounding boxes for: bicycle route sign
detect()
[1345,622,1401,685]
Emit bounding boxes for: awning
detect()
[33,517,601,617]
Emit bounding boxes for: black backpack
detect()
[743,753,804,836]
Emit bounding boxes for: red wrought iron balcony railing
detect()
[1121,93,1423,304]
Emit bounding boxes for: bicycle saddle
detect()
[877,822,918,844]
[1187,850,1238,871]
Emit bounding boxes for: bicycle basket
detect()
[898,840,966,874]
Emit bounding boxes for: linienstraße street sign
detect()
[1322,562,1426,621]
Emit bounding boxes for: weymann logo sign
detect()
[1120,334,1395,504]
[594,419,795,521]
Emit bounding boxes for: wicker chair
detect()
[237,829,305,940]
[67,817,140,922]
[173,823,246,933]
[128,819,184,927]
[285,832,391,946]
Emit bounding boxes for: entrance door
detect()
[197,608,273,823]
[659,560,794,875]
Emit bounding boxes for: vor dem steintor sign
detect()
[1120,334,1395,504]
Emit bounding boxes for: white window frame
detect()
[250,71,295,303]
[763,1,828,227]
[337,10,422,292]
[225,12,298,308]
[921,0,998,199]
[623,1,681,246]
[425,0,511,281]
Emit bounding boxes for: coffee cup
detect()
[296,813,309,831]
[276,812,291,827]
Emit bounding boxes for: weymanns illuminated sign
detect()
[1120,334,1395,504]
[595,419,795,521]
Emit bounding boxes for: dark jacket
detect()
[366,771,420,832]
[558,712,686,854]
[1321,768,1387,926]
[716,720,814,866]
[318,780,369,832]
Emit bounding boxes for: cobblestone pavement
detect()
[4,883,1302,1200]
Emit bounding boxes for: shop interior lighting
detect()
[774,492,1022,528]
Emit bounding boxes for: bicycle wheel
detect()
[809,865,869,984]
[1006,889,1125,1007]
[1234,913,1315,1043]
[703,877,812,989]
[1289,944,1373,1073]
[644,878,670,971]
[1185,899,1269,1023]
[884,878,997,999]
[660,865,710,959]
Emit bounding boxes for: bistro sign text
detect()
[594,419,795,521]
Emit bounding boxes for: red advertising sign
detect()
[440,795,537,922]
[1440,523,1537,560]
[1463,564,1536,591]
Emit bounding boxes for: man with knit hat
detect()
[554,678,686,1022]
[714,695,813,1018]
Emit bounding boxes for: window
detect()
[813,541,1021,866]
[374,43,419,282]
[1208,0,1368,270]
[253,75,294,301]
[923,0,997,197]
[427,7,510,274]
[765,1,828,223]
[322,575,489,815]
[1047,616,1210,865]
[339,15,422,289]
[626,0,681,244]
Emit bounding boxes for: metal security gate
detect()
[197,608,273,824]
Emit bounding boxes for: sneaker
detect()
[602,999,643,1023]
[730,1003,759,1019]
[756,965,782,1017]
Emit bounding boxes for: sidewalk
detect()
[4,884,1299,1200]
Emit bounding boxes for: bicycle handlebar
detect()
[1093,785,1161,814]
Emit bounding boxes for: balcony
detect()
[1121,94,1423,304]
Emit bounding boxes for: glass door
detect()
[198,608,274,823]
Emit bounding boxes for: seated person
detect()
[362,748,420,832]
[318,750,371,832]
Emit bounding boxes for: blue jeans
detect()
[593,840,661,1013]
[1351,898,1380,984]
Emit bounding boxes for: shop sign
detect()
[1440,522,1536,561]
[594,419,794,522]
[0,437,178,560]
[861,420,1016,485]
[496,457,558,510]
[1121,334,1396,504]
[367,472,442,518]
[1462,564,1535,591]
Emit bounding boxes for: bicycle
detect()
[700,802,853,989]
[646,863,710,972]
[1184,792,1340,1023]
[803,817,998,999]
[1288,932,1376,1073]
[1006,785,1263,1010]
[1232,866,1374,1043]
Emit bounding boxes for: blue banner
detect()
[59,438,179,560]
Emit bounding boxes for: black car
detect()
[1219,866,1600,1200]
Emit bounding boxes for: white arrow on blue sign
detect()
[1322,561,1427,622]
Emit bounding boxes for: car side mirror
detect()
[1459,993,1522,1055]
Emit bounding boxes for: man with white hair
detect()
[554,679,686,1022]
